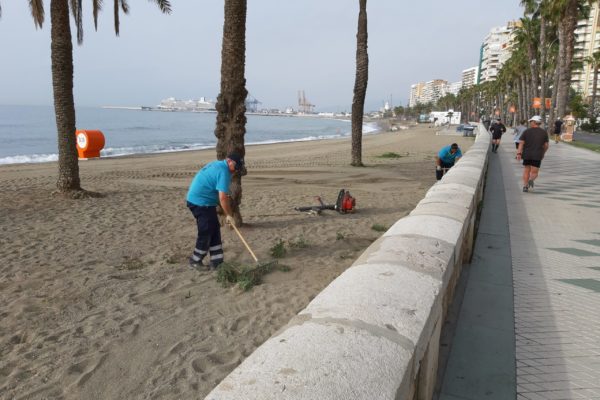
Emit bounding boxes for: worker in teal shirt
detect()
[435,143,462,180]
[186,153,244,271]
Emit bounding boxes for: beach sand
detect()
[0,124,473,399]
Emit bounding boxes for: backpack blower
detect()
[295,189,356,214]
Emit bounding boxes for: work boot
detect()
[188,257,205,271]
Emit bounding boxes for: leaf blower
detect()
[294,189,356,214]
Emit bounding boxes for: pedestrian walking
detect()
[490,117,507,153]
[513,120,527,150]
[553,118,564,144]
[186,153,244,270]
[517,116,549,193]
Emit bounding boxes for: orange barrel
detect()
[75,130,105,159]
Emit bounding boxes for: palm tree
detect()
[2,0,171,196]
[351,0,368,167]
[584,51,600,117]
[551,0,580,119]
[214,0,248,225]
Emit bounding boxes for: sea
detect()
[0,105,378,165]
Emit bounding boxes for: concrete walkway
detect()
[439,141,600,400]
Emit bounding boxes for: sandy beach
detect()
[0,124,473,399]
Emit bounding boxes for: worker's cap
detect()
[450,143,459,149]
[227,153,245,171]
[528,115,542,123]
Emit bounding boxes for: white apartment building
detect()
[409,80,450,106]
[421,79,449,104]
[448,81,462,96]
[409,82,425,107]
[572,2,600,99]
[461,66,479,89]
[479,21,520,83]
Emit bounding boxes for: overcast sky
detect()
[0,1,523,112]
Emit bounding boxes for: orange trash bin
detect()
[75,130,105,159]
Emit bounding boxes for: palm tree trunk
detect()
[215,0,248,225]
[351,0,368,167]
[539,17,548,125]
[556,0,579,118]
[521,74,529,119]
[592,66,598,117]
[51,0,81,193]
[549,61,561,128]
[529,42,539,104]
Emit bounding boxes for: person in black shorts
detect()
[517,115,549,192]
[489,117,506,153]
[553,118,564,144]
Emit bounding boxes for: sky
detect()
[0,1,523,112]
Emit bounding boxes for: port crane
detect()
[298,90,315,114]
[245,93,262,113]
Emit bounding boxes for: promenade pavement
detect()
[438,139,600,400]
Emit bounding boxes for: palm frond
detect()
[29,0,45,29]
[152,0,172,14]
[93,0,103,30]
[72,0,83,44]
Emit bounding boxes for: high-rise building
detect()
[479,21,520,83]
[461,66,479,89]
[448,81,463,96]
[409,82,426,107]
[421,79,449,104]
[571,2,600,99]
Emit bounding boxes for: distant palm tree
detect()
[214,0,248,225]
[585,51,600,117]
[351,0,368,167]
[1,0,171,196]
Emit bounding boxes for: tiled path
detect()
[439,141,600,400]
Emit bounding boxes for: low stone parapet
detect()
[205,124,490,400]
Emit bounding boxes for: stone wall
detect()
[205,124,490,400]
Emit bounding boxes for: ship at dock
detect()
[142,97,216,112]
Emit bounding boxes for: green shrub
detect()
[371,224,388,232]
[289,235,310,248]
[377,152,402,159]
[270,239,287,258]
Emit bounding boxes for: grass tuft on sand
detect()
[216,261,280,291]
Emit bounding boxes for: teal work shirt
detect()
[186,160,231,206]
[438,145,462,165]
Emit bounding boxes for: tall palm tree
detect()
[551,0,581,119]
[2,0,171,196]
[351,0,368,167]
[584,51,600,117]
[214,0,248,225]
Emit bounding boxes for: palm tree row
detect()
[454,0,597,128]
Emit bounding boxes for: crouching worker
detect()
[186,153,244,271]
[435,143,462,180]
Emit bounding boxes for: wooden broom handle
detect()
[230,223,259,262]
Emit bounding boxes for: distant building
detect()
[409,82,426,107]
[448,81,462,96]
[479,21,520,83]
[409,80,451,105]
[461,66,479,89]
[571,2,600,99]
[421,79,449,104]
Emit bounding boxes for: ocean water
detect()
[0,105,377,165]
